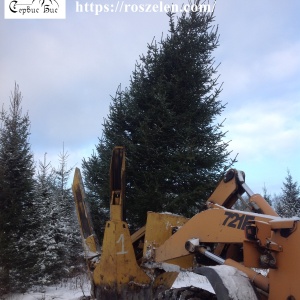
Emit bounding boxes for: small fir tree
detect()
[34,147,82,285]
[276,170,300,218]
[53,145,82,277]
[34,153,62,285]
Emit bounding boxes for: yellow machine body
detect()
[73,147,300,300]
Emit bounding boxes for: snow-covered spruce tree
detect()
[53,145,82,278]
[0,84,37,293]
[33,153,63,285]
[276,170,300,218]
[34,148,82,285]
[83,7,231,232]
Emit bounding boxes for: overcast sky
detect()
[1,0,299,197]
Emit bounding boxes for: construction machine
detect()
[72,146,300,300]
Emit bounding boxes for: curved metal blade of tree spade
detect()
[72,167,101,262]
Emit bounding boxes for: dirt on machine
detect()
[72,146,300,300]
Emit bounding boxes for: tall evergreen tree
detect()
[83,8,231,232]
[276,170,300,218]
[0,84,37,293]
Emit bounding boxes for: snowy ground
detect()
[1,275,91,300]
[2,272,214,299]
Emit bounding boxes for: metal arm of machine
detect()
[208,169,278,216]
[109,146,126,221]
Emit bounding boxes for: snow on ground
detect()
[2,276,91,300]
[3,271,217,299]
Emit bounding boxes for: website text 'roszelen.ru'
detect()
[75,1,216,15]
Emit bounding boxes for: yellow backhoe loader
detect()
[72,146,300,299]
